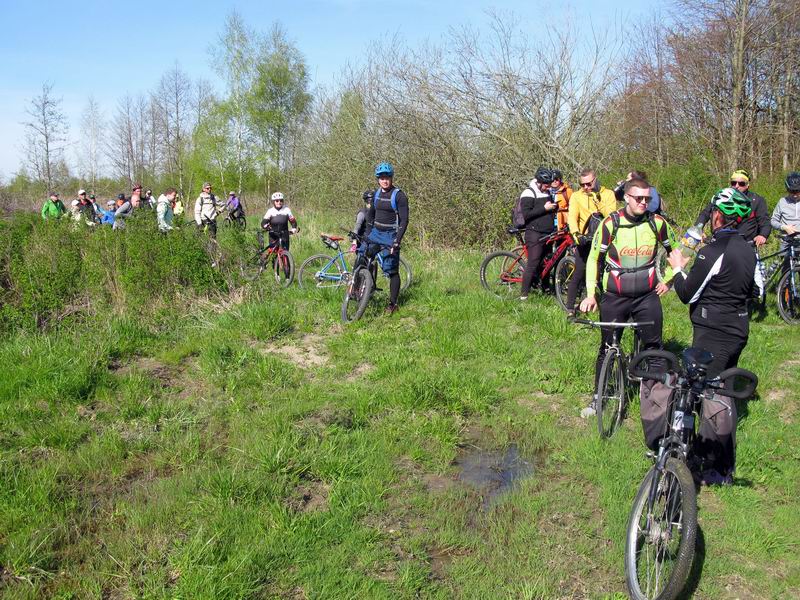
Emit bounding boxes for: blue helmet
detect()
[375,162,394,178]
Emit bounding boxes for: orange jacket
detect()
[552,184,573,229]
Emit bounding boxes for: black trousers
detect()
[521,230,548,295]
[566,242,591,310]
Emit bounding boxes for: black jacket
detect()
[520,183,556,234]
[696,190,770,242]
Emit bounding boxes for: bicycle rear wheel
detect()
[625,458,698,600]
[398,256,413,293]
[480,251,524,298]
[298,254,345,290]
[271,251,295,287]
[240,252,267,281]
[776,269,800,324]
[597,347,625,438]
[554,254,581,312]
[341,267,374,323]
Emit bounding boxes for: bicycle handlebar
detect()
[629,350,679,381]
[707,367,758,400]
[573,319,655,329]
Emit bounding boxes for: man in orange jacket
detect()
[551,170,572,230]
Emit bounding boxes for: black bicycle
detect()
[752,233,800,324]
[624,348,757,600]
[341,232,396,322]
[574,316,653,438]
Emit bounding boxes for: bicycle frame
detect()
[501,227,573,284]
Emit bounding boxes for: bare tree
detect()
[21,82,69,190]
[77,96,105,191]
[155,64,194,195]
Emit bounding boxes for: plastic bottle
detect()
[680,225,703,256]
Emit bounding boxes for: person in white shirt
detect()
[194,182,224,237]
[261,192,299,250]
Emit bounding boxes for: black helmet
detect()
[535,167,554,185]
[785,172,800,193]
[552,169,563,182]
[362,189,373,203]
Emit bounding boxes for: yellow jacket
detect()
[567,187,617,242]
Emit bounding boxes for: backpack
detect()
[581,193,605,242]
[374,188,400,227]
[511,187,534,229]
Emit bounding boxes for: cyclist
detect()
[76,189,98,225]
[565,168,617,315]
[614,170,665,214]
[668,187,757,485]
[113,193,140,230]
[361,162,409,314]
[551,170,572,230]
[518,166,558,300]
[226,191,245,222]
[261,192,299,250]
[99,200,117,225]
[194,182,224,237]
[143,188,157,210]
[41,192,66,220]
[351,189,373,253]
[157,188,178,232]
[695,169,770,247]
[115,193,126,208]
[770,172,800,249]
[578,177,676,418]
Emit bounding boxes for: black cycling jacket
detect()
[696,190,770,242]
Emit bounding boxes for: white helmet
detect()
[271,192,285,202]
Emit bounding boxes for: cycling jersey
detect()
[586,209,677,298]
[771,195,800,249]
[261,206,296,232]
[696,190,770,242]
[367,186,409,242]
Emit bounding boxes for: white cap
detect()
[78,189,86,195]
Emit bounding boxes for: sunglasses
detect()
[628,195,652,203]
[730,180,748,187]
[579,180,595,188]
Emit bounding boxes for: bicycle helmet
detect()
[551,169,562,182]
[785,172,800,193]
[362,189,373,203]
[535,166,554,185]
[271,191,285,202]
[229,191,236,196]
[375,162,394,178]
[711,187,752,220]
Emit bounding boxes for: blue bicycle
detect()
[297,231,412,293]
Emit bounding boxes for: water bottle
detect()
[680,225,703,256]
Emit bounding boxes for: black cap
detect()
[117,193,126,200]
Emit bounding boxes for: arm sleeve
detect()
[194,197,202,225]
[672,246,722,304]
[770,199,784,231]
[354,210,366,235]
[365,196,376,230]
[567,193,580,237]
[41,204,47,219]
[695,202,712,227]
[395,191,409,243]
[585,218,610,298]
[754,195,771,238]
[600,190,617,217]
[288,208,297,226]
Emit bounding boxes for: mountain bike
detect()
[223,206,246,230]
[573,316,653,438]
[624,348,757,600]
[752,233,800,324]
[341,234,401,322]
[480,226,574,309]
[240,229,295,287]
[298,231,412,293]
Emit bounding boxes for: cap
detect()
[145,189,152,194]
[49,191,59,197]
[89,194,96,199]
[78,189,86,195]
[71,200,80,207]
[202,182,212,189]
[117,193,126,200]
[228,191,236,196]
[106,200,116,207]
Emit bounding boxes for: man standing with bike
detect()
[360,162,409,315]
[517,167,559,300]
[565,168,617,315]
[695,169,770,247]
[194,182,224,238]
[668,188,757,486]
[578,177,676,418]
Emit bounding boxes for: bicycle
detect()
[223,206,247,230]
[298,231,412,293]
[480,226,575,309]
[341,233,401,322]
[752,233,800,324]
[240,229,295,287]
[573,316,654,438]
[624,348,757,600]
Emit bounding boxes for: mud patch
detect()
[287,481,330,513]
[346,362,375,382]
[110,356,175,387]
[428,545,469,579]
[454,444,533,510]
[253,333,328,369]
[296,405,355,436]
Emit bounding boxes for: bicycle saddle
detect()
[507,227,521,235]
[321,233,345,241]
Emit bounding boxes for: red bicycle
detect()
[240,230,295,287]
[480,226,576,310]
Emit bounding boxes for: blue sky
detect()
[0,0,661,179]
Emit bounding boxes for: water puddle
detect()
[454,444,533,509]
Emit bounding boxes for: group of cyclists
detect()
[514,166,800,487]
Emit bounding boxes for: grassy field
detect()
[1,216,799,599]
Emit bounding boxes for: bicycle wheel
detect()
[271,251,295,287]
[341,266,374,323]
[625,458,698,600]
[596,347,626,438]
[480,251,524,298]
[554,254,581,312]
[240,252,267,281]
[397,256,413,293]
[298,254,345,290]
[776,269,800,324]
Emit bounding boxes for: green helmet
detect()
[711,187,752,219]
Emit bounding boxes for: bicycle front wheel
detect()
[341,267,374,323]
[625,458,698,600]
[776,269,800,324]
[398,257,413,293]
[480,251,524,298]
[554,254,581,312]
[271,251,295,287]
[298,254,345,290]
[597,347,626,438]
[240,252,267,281]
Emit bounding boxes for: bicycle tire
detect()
[625,458,698,600]
[776,269,800,324]
[271,250,295,287]
[398,256,413,293]
[480,251,524,298]
[596,347,625,438]
[341,267,374,323]
[240,252,267,281]
[554,254,581,312]
[298,254,345,290]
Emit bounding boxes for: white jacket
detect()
[194,192,224,225]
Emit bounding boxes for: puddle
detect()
[454,444,533,509]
